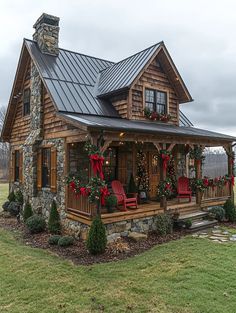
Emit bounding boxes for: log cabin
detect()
[1,13,236,239]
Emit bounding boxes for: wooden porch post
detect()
[195,147,202,206]
[227,144,234,203]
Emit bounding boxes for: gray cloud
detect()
[1,0,236,135]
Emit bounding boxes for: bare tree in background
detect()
[0,105,9,181]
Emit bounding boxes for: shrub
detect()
[26,215,46,234]
[23,201,33,222]
[8,202,20,216]
[224,199,236,222]
[86,216,107,255]
[48,200,61,234]
[105,195,117,213]
[185,219,192,229]
[58,236,74,247]
[48,235,61,245]
[8,191,15,202]
[2,201,10,212]
[156,213,173,236]
[15,190,24,205]
[208,206,225,222]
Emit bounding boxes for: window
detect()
[103,147,117,183]
[14,151,20,182]
[42,148,51,187]
[23,88,30,116]
[145,89,167,114]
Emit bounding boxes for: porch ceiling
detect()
[58,113,236,144]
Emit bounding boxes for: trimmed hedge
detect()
[48,235,61,245]
[224,199,236,222]
[156,213,173,236]
[26,215,46,234]
[208,206,225,222]
[58,236,74,247]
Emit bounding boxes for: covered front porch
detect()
[65,124,234,226]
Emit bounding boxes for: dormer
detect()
[97,42,193,125]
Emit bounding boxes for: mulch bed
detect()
[0,216,186,265]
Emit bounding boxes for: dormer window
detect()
[145,89,167,114]
[23,88,30,116]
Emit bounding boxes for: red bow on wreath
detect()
[165,182,171,190]
[80,187,89,196]
[100,186,110,205]
[161,154,170,170]
[89,154,105,179]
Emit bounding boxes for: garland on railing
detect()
[144,107,171,122]
[66,141,109,206]
[191,175,234,193]
[157,178,174,198]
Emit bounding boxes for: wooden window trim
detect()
[142,84,169,114]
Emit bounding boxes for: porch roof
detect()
[59,113,236,143]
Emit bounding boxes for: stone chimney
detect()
[33,13,60,56]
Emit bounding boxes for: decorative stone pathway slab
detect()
[192,226,236,243]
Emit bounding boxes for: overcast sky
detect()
[1,0,236,135]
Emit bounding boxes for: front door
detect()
[148,151,160,199]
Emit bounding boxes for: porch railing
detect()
[202,184,231,200]
[67,187,95,218]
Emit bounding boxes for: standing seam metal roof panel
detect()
[97,43,161,96]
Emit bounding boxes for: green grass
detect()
[1,230,236,312]
[0,183,8,209]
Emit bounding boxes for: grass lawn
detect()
[1,229,236,312]
[0,183,8,209]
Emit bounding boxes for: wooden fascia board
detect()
[160,44,193,103]
[1,41,28,141]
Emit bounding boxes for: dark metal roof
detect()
[25,39,119,117]
[60,113,236,142]
[97,43,161,96]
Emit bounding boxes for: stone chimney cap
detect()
[33,13,60,30]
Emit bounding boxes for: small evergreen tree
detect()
[48,200,61,234]
[128,173,137,193]
[23,201,33,222]
[15,190,24,206]
[224,199,236,222]
[8,191,16,202]
[86,216,107,255]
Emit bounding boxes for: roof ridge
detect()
[99,41,163,73]
[24,38,115,65]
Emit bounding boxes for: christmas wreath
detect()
[157,178,174,198]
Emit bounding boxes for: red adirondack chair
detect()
[111,180,138,211]
[177,176,192,202]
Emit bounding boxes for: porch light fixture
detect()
[119,132,125,137]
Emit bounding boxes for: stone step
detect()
[179,211,209,221]
[189,219,218,232]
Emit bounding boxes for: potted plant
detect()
[105,195,117,213]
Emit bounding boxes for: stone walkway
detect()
[192,226,236,243]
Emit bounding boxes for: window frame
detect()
[14,150,20,182]
[144,87,168,115]
[23,88,31,116]
[42,148,51,188]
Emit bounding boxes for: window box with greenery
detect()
[144,88,171,122]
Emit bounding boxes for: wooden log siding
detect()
[43,91,75,135]
[10,62,31,144]
[110,92,128,118]
[131,57,179,124]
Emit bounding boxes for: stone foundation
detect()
[62,215,159,241]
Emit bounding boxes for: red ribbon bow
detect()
[161,154,170,171]
[90,154,104,179]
